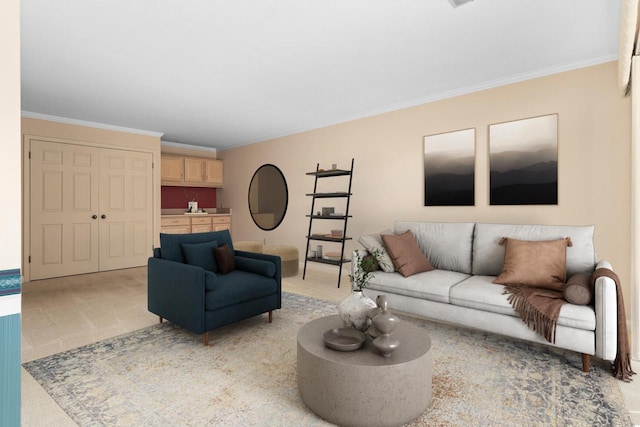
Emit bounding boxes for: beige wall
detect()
[219,61,633,309]
[0,0,21,272]
[21,117,162,281]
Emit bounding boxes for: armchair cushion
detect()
[182,240,218,272]
[214,244,236,274]
[205,271,278,310]
[160,232,222,263]
[235,256,276,278]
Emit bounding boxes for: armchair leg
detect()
[582,354,591,373]
[159,316,163,324]
[204,331,210,346]
[268,310,273,323]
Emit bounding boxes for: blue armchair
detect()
[148,230,281,345]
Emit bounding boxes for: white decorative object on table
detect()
[338,290,377,331]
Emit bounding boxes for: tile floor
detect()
[20,265,640,426]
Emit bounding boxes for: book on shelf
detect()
[323,251,343,261]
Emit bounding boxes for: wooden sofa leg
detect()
[204,331,210,346]
[268,310,273,323]
[582,354,591,373]
[159,316,163,324]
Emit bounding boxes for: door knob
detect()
[92,215,97,219]
[101,214,106,219]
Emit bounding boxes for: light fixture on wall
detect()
[448,0,473,8]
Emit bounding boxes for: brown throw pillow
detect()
[564,272,592,305]
[381,230,434,277]
[213,244,235,274]
[492,237,571,291]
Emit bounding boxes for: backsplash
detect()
[161,186,217,209]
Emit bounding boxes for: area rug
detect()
[24,292,632,426]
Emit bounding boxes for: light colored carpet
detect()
[23,292,632,426]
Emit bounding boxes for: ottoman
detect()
[234,240,264,253]
[264,245,299,277]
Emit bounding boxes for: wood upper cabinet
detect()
[204,160,223,187]
[161,155,184,182]
[161,155,223,188]
[184,158,205,184]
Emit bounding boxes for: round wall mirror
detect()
[248,164,288,230]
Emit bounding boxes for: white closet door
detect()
[30,140,100,280]
[98,149,153,271]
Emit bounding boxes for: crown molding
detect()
[21,111,164,137]
[161,140,217,153]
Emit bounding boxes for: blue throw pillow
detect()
[182,240,218,272]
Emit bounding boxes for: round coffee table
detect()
[297,315,432,427]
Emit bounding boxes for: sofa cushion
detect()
[450,275,596,330]
[382,231,434,277]
[182,240,218,272]
[213,244,235,274]
[205,271,278,310]
[358,229,395,272]
[394,221,475,274]
[472,223,596,277]
[366,269,470,303]
[160,230,234,263]
[492,238,570,291]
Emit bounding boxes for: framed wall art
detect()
[423,128,475,206]
[489,114,558,205]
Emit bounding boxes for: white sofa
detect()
[356,221,617,372]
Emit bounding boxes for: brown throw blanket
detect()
[591,268,636,382]
[505,268,636,382]
[503,285,566,344]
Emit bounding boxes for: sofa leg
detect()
[204,331,210,346]
[268,310,273,323]
[159,316,163,324]
[582,354,591,373]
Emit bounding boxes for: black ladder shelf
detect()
[303,158,354,287]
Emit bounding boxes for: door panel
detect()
[30,141,100,279]
[98,150,153,271]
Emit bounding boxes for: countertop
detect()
[161,208,231,216]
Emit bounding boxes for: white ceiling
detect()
[21,0,621,150]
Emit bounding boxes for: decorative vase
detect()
[338,290,377,332]
[366,295,387,338]
[372,297,400,357]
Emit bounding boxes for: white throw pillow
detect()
[358,229,395,273]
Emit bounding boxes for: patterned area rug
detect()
[24,292,632,426]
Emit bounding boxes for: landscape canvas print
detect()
[424,128,475,206]
[489,114,558,205]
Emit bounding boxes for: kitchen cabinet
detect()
[212,215,231,231]
[161,155,223,188]
[160,215,231,234]
[160,155,184,183]
[160,216,191,234]
[204,160,223,186]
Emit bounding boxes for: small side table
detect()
[297,315,432,427]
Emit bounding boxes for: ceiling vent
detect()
[448,0,474,7]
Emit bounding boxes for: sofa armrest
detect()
[147,257,207,334]
[594,260,617,361]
